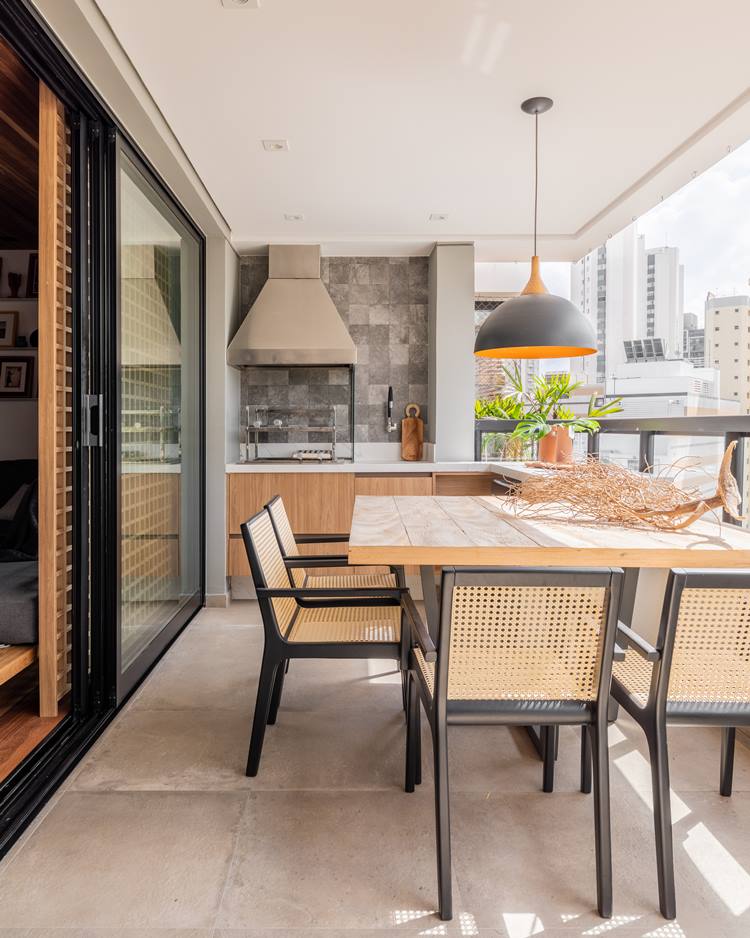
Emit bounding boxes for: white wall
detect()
[205,238,240,604]
[428,243,475,460]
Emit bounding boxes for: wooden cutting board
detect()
[400,403,424,461]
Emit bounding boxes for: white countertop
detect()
[225,459,542,476]
[226,460,491,474]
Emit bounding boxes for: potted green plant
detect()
[476,365,623,463]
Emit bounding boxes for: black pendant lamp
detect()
[474,97,597,360]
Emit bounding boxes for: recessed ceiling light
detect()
[221,0,260,8]
[262,139,289,151]
[429,213,448,221]
[284,213,304,221]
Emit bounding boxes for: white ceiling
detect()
[95,0,750,260]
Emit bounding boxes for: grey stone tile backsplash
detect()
[238,255,428,444]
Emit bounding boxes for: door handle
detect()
[83,393,103,447]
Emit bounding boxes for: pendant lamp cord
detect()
[533,112,538,257]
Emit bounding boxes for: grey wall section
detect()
[205,238,240,604]
[428,244,476,460]
[237,256,428,444]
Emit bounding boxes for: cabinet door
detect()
[227,472,355,537]
[354,474,433,497]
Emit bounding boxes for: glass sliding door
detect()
[116,142,203,698]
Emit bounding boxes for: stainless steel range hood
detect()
[227,244,357,367]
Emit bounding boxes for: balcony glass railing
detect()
[474,415,750,527]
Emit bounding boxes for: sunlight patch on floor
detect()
[608,723,627,747]
[581,914,641,934]
[683,821,750,916]
[613,749,691,822]
[502,912,544,937]
[642,922,688,937]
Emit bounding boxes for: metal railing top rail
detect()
[474,415,750,436]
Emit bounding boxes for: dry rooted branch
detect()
[508,443,745,531]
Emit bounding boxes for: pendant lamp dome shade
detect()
[474,97,597,361]
[474,259,597,359]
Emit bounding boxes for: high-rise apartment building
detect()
[683,311,705,367]
[570,226,641,384]
[641,246,684,356]
[572,227,687,383]
[705,294,750,412]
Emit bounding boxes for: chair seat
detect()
[614,648,750,711]
[413,646,597,703]
[287,602,401,644]
[304,571,397,590]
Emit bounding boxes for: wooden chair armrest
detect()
[616,622,660,662]
[401,592,437,662]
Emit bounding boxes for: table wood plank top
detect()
[347,495,750,568]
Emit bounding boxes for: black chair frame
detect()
[241,509,419,777]
[611,567,750,921]
[406,566,624,922]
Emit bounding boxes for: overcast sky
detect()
[637,138,750,323]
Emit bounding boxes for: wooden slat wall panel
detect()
[38,83,73,717]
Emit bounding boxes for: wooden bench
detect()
[0,645,38,688]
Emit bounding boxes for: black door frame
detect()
[0,0,206,856]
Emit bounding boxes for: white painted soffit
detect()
[62,1,750,261]
[31,0,231,241]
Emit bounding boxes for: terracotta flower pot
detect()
[537,431,557,463]
[553,425,574,464]
[538,425,573,464]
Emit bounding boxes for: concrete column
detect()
[428,243,476,460]
[205,237,240,605]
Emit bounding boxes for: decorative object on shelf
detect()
[15,335,28,348]
[0,310,19,348]
[0,357,34,398]
[474,97,597,360]
[477,365,622,463]
[507,443,745,531]
[29,329,38,348]
[25,252,38,298]
[7,272,22,298]
[400,403,424,461]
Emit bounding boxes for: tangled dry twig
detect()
[507,442,745,531]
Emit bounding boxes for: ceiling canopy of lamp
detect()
[474,96,597,360]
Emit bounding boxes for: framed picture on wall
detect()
[0,357,34,398]
[0,311,19,348]
[26,252,39,298]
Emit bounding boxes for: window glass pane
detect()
[119,151,201,672]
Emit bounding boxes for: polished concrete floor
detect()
[0,601,749,937]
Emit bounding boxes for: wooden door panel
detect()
[38,82,72,717]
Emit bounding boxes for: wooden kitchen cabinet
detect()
[354,474,433,497]
[432,472,493,496]
[227,472,356,576]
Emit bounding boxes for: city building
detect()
[641,246,684,355]
[705,293,750,412]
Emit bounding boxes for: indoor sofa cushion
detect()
[0,561,38,644]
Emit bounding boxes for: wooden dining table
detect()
[348,493,750,757]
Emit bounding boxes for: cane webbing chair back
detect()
[615,572,750,706]
[266,496,305,587]
[444,584,610,701]
[420,569,621,705]
[243,511,296,634]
